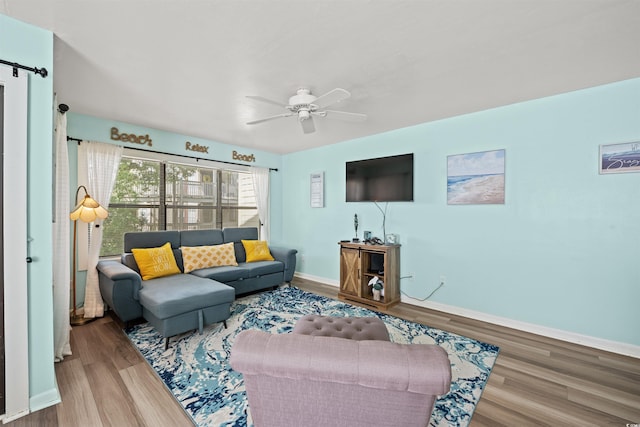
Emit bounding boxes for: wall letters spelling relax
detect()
[185,141,209,153]
[232,150,256,163]
[110,127,152,146]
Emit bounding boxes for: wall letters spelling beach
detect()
[110,127,152,146]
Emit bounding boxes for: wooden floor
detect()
[8,278,640,426]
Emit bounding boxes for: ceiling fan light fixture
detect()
[298,109,311,121]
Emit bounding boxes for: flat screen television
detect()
[346,153,414,202]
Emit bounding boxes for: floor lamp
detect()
[69,185,108,326]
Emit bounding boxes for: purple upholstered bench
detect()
[292,314,390,341]
[232,315,452,427]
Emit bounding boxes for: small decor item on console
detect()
[385,233,399,245]
[353,213,360,242]
[368,237,384,245]
[368,277,384,301]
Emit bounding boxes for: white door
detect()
[0,65,29,421]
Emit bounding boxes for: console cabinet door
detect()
[340,247,360,296]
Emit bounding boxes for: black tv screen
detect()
[346,153,414,202]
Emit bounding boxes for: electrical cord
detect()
[373,201,388,241]
[400,281,445,302]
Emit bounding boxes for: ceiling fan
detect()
[246,88,367,134]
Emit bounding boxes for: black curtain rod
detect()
[66,136,278,172]
[0,59,48,78]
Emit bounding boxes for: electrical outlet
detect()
[439,275,446,286]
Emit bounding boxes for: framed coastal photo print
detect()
[447,149,505,205]
[599,141,640,174]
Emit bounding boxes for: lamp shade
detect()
[69,192,108,222]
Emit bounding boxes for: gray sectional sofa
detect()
[96,227,297,347]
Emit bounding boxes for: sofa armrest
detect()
[97,260,143,323]
[269,246,297,282]
[98,260,141,282]
[231,330,451,395]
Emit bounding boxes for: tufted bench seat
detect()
[292,314,390,341]
[232,320,452,426]
[138,275,235,349]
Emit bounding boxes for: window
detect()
[101,154,259,256]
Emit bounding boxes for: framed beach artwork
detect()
[447,149,505,205]
[599,141,640,174]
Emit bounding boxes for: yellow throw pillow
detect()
[131,242,181,280]
[181,242,238,273]
[241,240,275,262]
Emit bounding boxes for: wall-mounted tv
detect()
[346,153,414,202]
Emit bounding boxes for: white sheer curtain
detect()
[52,100,72,361]
[78,141,123,318]
[251,167,270,241]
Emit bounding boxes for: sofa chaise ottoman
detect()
[138,273,234,349]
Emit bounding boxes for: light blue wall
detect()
[67,113,282,171]
[66,113,285,299]
[0,14,58,409]
[282,78,640,347]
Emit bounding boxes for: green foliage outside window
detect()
[100,156,259,257]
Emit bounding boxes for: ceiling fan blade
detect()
[300,117,315,134]
[246,112,293,125]
[246,95,287,108]
[313,88,351,109]
[323,110,367,122]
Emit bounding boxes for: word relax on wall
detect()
[110,127,153,146]
[185,141,209,153]
[232,150,256,163]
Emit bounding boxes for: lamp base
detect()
[70,314,97,326]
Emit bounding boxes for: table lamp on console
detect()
[69,185,108,326]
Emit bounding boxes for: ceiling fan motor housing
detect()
[288,88,317,114]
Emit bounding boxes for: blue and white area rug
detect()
[126,287,499,426]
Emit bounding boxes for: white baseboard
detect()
[295,272,339,287]
[0,409,30,424]
[293,273,640,359]
[29,385,61,413]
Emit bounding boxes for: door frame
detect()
[0,65,30,421]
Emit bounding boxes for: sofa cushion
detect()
[181,242,238,273]
[190,265,251,282]
[237,260,283,277]
[223,227,258,262]
[180,229,224,247]
[241,240,275,262]
[131,242,181,280]
[121,253,140,274]
[138,274,234,320]
[125,230,180,252]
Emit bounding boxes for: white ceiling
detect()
[2,0,639,154]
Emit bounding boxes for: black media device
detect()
[369,252,385,274]
[345,153,414,202]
